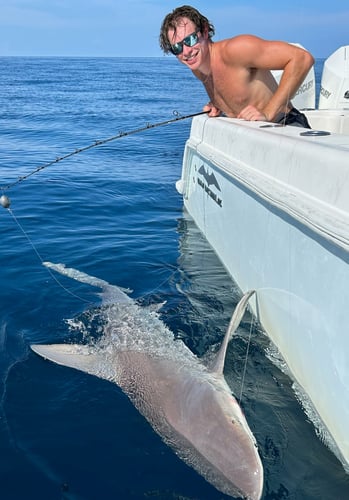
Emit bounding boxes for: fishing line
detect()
[5,207,92,304]
[0,110,208,192]
[0,109,208,301]
[238,309,256,405]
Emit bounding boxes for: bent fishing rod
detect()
[0,109,208,207]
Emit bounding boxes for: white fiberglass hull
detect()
[177,113,349,470]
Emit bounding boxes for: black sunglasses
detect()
[170,31,200,56]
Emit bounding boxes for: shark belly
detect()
[113,352,263,500]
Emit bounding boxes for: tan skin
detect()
[168,18,314,122]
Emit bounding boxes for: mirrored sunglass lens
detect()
[184,33,198,47]
[172,43,182,55]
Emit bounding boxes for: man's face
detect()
[168,17,207,70]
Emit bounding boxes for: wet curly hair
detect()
[159,5,215,54]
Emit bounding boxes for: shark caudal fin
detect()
[43,262,132,304]
[31,344,103,376]
[209,290,255,375]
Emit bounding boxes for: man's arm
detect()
[231,36,314,122]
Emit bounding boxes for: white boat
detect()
[176,46,349,471]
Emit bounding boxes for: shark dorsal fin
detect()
[209,290,255,375]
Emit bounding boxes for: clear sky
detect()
[0,0,348,59]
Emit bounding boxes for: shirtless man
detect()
[159,5,314,127]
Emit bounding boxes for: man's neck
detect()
[194,41,213,79]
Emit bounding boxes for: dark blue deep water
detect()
[0,57,348,499]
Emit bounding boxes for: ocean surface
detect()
[0,57,348,500]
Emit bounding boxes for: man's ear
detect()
[202,25,209,39]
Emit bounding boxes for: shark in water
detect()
[31,262,263,500]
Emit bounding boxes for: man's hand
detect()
[203,102,222,117]
[237,105,269,122]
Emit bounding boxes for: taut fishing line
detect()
[7,207,93,304]
[239,313,256,405]
[1,110,208,301]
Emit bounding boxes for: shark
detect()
[31,262,263,500]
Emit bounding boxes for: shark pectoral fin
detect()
[209,290,256,375]
[31,344,101,375]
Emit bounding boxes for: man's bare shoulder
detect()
[217,35,266,64]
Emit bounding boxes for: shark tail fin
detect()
[31,344,103,376]
[43,261,132,303]
[209,290,256,375]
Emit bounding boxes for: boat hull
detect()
[177,114,349,470]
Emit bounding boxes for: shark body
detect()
[31,262,263,499]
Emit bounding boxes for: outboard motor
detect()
[318,46,349,109]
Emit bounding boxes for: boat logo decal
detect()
[295,78,314,96]
[197,165,222,207]
[320,86,332,100]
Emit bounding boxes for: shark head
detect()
[31,262,263,499]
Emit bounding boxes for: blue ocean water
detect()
[0,57,348,500]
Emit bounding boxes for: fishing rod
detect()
[0,109,208,208]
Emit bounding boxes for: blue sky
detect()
[0,1,348,58]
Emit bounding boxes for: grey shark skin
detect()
[31,262,263,500]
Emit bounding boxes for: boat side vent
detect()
[300,130,331,137]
